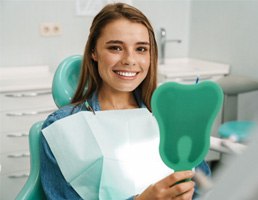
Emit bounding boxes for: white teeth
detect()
[116,71,137,77]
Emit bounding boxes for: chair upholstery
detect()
[52,55,82,108]
[16,55,82,199]
[15,121,46,200]
[219,121,256,142]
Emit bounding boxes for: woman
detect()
[40,3,210,200]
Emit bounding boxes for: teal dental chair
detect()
[15,55,82,200]
[217,75,258,142]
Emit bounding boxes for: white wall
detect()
[1,0,92,71]
[0,0,190,71]
[188,0,258,80]
[134,0,191,59]
[188,0,258,121]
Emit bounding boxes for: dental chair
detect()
[217,75,258,142]
[15,55,82,200]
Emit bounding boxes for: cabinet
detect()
[0,66,56,200]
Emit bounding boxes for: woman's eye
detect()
[137,47,148,52]
[108,46,122,51]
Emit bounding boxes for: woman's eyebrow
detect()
[136,42,150,46]
[106,40,123,44]
[106,40,150,45]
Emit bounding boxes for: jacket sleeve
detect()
[193,160,211,199]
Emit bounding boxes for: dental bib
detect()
[151,81,223,171]
[42,108,173,200]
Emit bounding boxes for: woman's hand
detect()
[135,171,195,200]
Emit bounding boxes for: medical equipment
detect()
[209,136,246,155]
[217,75,258,142]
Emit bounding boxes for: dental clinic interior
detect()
[1,0,258,199]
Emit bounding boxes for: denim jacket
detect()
[40,91,210,200]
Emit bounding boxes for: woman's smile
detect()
[91,18,150,92]
[113,70,139,79]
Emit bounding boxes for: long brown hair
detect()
[72,3,158,111]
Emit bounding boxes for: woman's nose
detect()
[121,50,136,66]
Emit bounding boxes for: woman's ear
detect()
[91,49,98,62]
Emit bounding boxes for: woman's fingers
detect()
[173,188,195,200]
[157,171,195,188]
[136,171,195,200]
[169,181,195,198]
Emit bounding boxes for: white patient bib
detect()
[42,108,173,200]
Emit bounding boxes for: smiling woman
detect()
[39,2,210,200]
[91,19,151,109]
[71,3,158,111]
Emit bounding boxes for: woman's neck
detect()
[98,87,138,110]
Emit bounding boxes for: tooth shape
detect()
[151,81,223,171]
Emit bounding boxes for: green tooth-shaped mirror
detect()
[151,81,223,171]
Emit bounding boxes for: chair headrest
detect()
[52,55,82,108]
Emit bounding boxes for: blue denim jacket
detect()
[40,91,210,200]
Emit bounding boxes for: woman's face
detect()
[92,18,150,93]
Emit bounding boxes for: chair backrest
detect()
[16,55,82,199]
[16,121,45,200]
